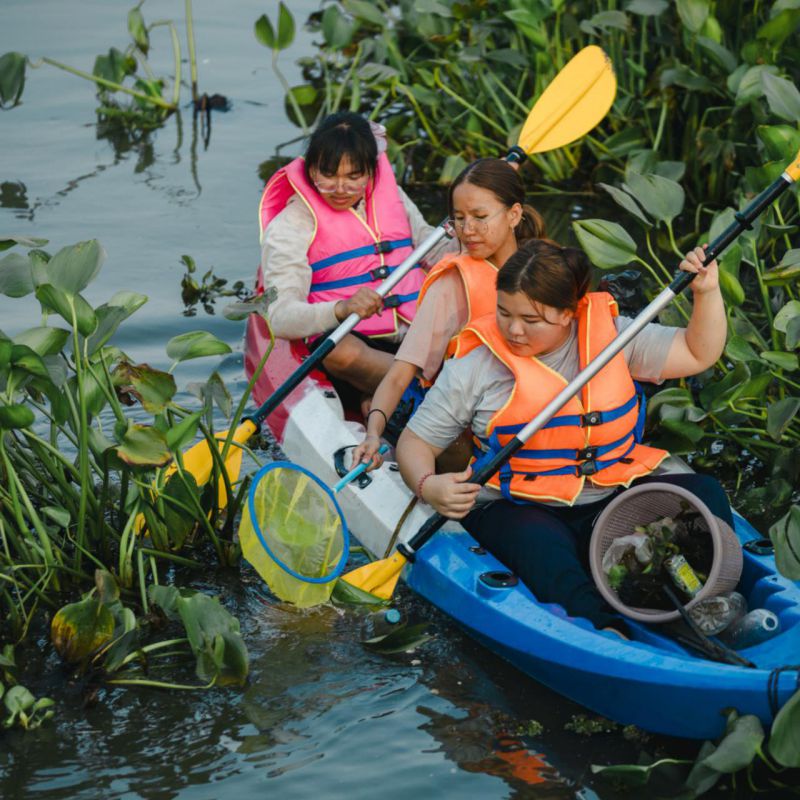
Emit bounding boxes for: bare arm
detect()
[352,359,418,469]
[660,246,727,380]
[397,427,479,519]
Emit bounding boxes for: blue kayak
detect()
[245,326,800,741]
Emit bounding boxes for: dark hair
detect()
[496,239,592,312]
[304,112,378,183]
[448,158,546,243]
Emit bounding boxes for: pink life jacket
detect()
[258,153,424,337]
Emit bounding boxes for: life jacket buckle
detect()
[576,446,598,461]
[373,240,394,254]
[382,294,401,309]
[581,411,603,426]
[370,265,391,280]
[577,460,598,476]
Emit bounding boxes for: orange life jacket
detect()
[416,253,499,360]
[460,293,668,505]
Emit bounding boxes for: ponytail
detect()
[515,203,547,244]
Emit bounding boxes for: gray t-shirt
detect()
[407,315,677,505]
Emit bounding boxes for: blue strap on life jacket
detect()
[310,263,423,293]
[309,238,414,272]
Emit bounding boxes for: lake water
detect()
[1,3,701,798]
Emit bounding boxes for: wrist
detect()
[416,471,435,501]
[334,300,345,321]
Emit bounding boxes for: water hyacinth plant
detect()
[0,234,268,691]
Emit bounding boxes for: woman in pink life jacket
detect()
[259,112,452,395]
[396,238,731,636]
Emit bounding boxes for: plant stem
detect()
[185,0,198,103]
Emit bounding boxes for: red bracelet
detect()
[416,471,435,500]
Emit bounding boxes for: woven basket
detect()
[589,482,743,623]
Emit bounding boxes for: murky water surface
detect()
[1,3,707,798]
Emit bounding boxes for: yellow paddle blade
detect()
[519,45,616,155]
[340,551,408,600]
[178,419,257,489]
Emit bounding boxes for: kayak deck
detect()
[244,312,800,739]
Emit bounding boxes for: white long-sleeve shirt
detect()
[260,187,454,340]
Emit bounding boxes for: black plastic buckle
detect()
[577,460,598,476]
[374,240,393,254]
[582,411,603,426]
[576,446,598,461]
[383,294,401,308]
[370,265,390,280]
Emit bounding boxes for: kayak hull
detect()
[244,311,800,739]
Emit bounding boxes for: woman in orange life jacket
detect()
[259,112,452,394]
[396,238,732,636]
[351,158,546,470]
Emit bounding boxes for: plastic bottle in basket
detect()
[664,555,702,597]
[688,591,746,636]
[717,608,781,649]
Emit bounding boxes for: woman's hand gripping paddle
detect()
[343,146,800,600]
[169,45,618,510]
[239,445,389,607]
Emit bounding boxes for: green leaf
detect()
[438,154,469,185]
[161,471,200,549]
[362,622,433,653]
[622,173,684,223]
[10,343,49,379]
[51,597,115,664]
[718,268,745,307]
[332,578,390,606]
[625,0,668,16]
[0,403,35,429]
[734,65,778,104]
[127,6,149,53]
[148,584,182,621]
[580,10,629,35]
[4,685,35,715]
[112,361,176,414]
[343,0,386,27]
[761,72,800,121]
[95,569,120,605]
[0,52,26,107]
[774,299,800,333]
[661,418,705,443]
[321,5,357,50]
[696,36,737,73]
[701,713,764,772]
[770,687,800,767]
[13,326,69,357]
[0,252,34,297]
[166,331,232,363]
[35,284,98,337]
[93,47,136,85]
[725,335,760,363]
[254,13,276,49]
[760,350,798,371]
[572,220,638,269]
[699,362,750,412]
[676,0,709,32]
[769,505,800,580]
[113,423,172,468]
[166,411,203,450]
[41,505,71,529]
[757,8,800,49]
[756,124,800,162]
[660,63,717,93]
[591,757,690,787]
[597,183,651,226]
[766,397,800,441]
[45,240,105,294]
[276,2,295,50]
[85,291,147,355]
[176,592,249,686]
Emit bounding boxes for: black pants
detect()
[461,473,733,632]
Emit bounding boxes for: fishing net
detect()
[238,462,349,608]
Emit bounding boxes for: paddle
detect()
[175,45,618,501]
[343,146,800,600]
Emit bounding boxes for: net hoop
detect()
[246,460,351,583]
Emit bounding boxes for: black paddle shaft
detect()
[398,169,795,562]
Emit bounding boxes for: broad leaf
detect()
[762,71,800,122]
[45,240,105,294]
[0,252,34,297]
[760,350,798,371]
[35,284,98,337]
[51,597,114,664]
[113,423,172,468]
[773,299,800,333]
[13,326,69,357]
[112,361,176,414]
[0,51,26,107]
[0,403,35,429]
[676,0,709,32]
[85,291,147,355]
[332,578,389,606]
[166,411,203,451]
[127,6,149,54]
[254,13,276,49]
[591,757,690,787]
[166,331,232,363]
[770,687,800,767]
[343,0,386,27]
[757,125,800,163]
[276,2,295,50]
[725,335,759,363]
[572,220,638,269]
[625,0,668,16]
[767,398,800,442]
[770,505,800,580]
[321,4,357,50]
[623,173,684,223]
[597,183,651,226]
[701,713,764,773]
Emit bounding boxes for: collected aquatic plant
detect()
[0,234,269,692]
[179,254,248,317]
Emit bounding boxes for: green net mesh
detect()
[238,465,346,608]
